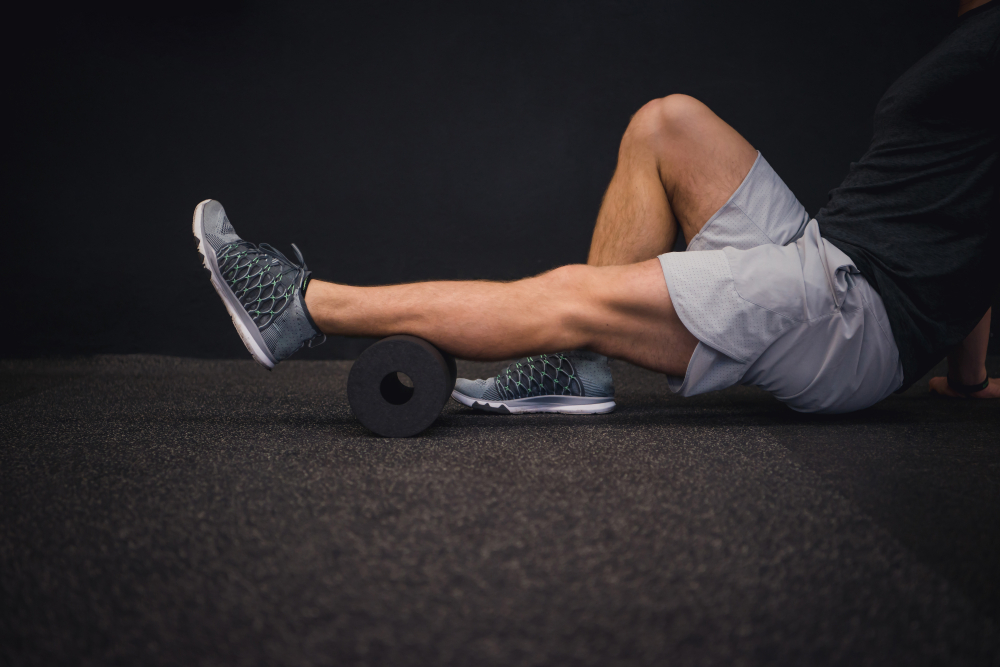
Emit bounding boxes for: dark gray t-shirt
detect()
[816,1,1000,390]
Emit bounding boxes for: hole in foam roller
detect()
[380,372,415,405]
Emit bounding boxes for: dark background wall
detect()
[7,0,994,359]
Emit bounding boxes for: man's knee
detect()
[539,264,602,345]
[625,94,715,147]
[544,264,594,313]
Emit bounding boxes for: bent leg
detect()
[304,260,698,376]
[588,94,758,266]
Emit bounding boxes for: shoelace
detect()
[217,241,325,348]
[495,353,582,400]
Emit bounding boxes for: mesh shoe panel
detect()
[572,352,615,398]
[455,352,614,403]
[454,378,503,401]
[262,292,322,361]
[495,353,585,401]
[217,242,303,331]
[201,201,240,253]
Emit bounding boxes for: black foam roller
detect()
[347,335,456,437]
[443,350,458,387]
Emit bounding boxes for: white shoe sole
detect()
[451,390,616,414]
[192,199,278,370]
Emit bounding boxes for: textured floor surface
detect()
[1,355,998,667]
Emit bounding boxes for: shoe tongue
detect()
[258,243,291,264]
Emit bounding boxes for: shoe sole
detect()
[192,199,278,370]
[450,390,616,414]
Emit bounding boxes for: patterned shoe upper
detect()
[454,351,614,401]
[217,240,309,330]
[199,200,325,362]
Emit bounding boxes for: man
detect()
[194,0,998,415]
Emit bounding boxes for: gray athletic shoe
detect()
[193,199,325,369]
[452,351,616,414]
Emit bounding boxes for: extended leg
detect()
[588,95,758,266]
[308,96,754,375]
[304,260,699,377]
[196,97,754,380]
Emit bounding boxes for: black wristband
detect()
[947,373,990,394]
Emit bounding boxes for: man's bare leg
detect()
[304,95,760,377]
[304,260,698,377]
[588,94,758,266]
[197,96,756,379]
[194,197,696,378]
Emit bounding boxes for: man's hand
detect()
[929,375,1000,398]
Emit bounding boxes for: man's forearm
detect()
[947,307,991,385]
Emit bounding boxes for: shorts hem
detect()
[687,151,764,251]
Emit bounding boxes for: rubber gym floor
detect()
[2,354,998,666]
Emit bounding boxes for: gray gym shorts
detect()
[658,152,904,414]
